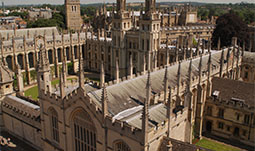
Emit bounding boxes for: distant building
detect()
[0,16,27,30]
[65,0,82,31]
[28,7,53,20]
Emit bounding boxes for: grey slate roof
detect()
[212,77,255,108]
[88,49,231,125]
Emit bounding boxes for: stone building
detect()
[241,51,255,83]
[0,0,253,149]
[0,40,246,151]
[65,0,82,31]
[28,7,53,20]
[204,77,255,149]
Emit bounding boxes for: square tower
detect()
[65,0,82,31]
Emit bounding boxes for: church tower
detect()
[65,0,82,31]
[139,0,161,71]
[111,0,132,78]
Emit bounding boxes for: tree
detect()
[27,13,65,29]
[212,12,249,49]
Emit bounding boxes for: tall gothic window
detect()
[49,108,59,143]
[114,141,131,151]
[72,109,97,151]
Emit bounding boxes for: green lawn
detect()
[195,138,241,151]
[24,77,77,100]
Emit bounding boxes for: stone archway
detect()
[74,45,78,59]
[57,48,62,63]
[71,108,97,151]
[48,49,53,64]
[66,47,70,61]
[17,54,24,69]
[6,55,13,70]
[28,52,34,68]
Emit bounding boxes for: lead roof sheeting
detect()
[88,50,225,117]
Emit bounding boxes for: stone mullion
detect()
[25,53,31,85]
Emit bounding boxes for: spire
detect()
[226,48,230,77]
[177,61,181,89]
[37,45,49,71]
[166,36,169,65]
[202,40,205,54]
[115,58,119,83]
[62,50,67,86]
[175,47,179,63]
[196,38,200,56]
[79,49,85,90]
[143,71,150,148]
[167,85,172,138]
[59,70,65,99]
[217,37,221,50]
[208,38,211,53]
[219,49,224,77]
[102,84,108,121]
[188,59,192,87]
[198,54,203,83]
[207,52,212,78]
[164,66,168,102]
[242,42,245,56]
[129,53,133,79]
[100,61,105,88]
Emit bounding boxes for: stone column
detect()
[195,84,204,139]
[54,48,59,78]
[25,53,31,85]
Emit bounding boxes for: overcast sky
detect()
[1,0,254,5]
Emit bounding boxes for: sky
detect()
[1,0,255,5]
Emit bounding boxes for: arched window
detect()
[114,141,131,151]
[72,109,96,151]
[49,108,59,143]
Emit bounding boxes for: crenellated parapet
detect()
[1,95,41,129]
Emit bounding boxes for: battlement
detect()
[1,96,41,129]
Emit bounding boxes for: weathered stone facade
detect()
[65,0,82,31]
[204,77,255,149]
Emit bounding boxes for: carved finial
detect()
[115,58,119,83]
[164,66,168,102]
[102,84,108,121]
[60,71,65,99]
[100,61,105,88]
[79,50,85,90]
[143,70,150,148]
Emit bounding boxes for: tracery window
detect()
[73,109,97,151]
[114,141,131,151]
[49,108,59,143]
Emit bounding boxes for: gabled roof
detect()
[88,49,228,118]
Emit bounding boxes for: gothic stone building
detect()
[204,77,255,149]
[0,43,247,151]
